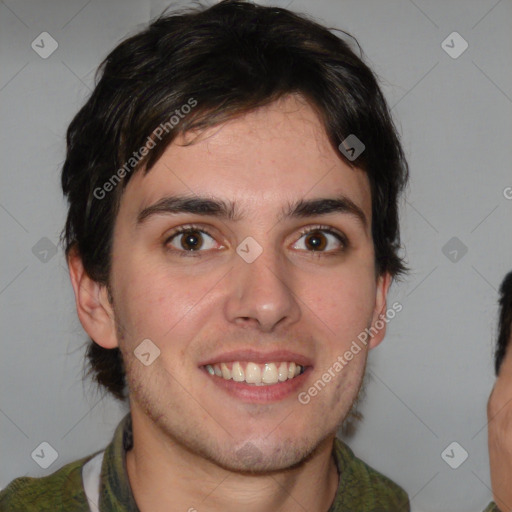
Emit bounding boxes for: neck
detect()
[125,408,340,512]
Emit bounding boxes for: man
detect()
[485,271,512,512]
[0,1,410,510]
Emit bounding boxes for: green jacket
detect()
[1,413,409,511]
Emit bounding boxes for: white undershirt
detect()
[82,450,105,512]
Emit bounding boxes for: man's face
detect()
[107,94,389,472]
[488,341,512,510]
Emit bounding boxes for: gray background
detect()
[1,0,511,510]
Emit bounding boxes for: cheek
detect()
[112,258,210,342]
[304,268,376,340]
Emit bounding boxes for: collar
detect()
[98,413,139,511]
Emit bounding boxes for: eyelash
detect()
[164,224,348,257]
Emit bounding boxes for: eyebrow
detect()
[136,194,367,228]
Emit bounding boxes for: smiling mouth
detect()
[202,361,306,386]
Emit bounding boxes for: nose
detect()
[224,245,301,332]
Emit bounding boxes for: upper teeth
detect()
[204,361,304,386]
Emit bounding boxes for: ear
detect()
[67,247,119,349]
[368,272,392,350]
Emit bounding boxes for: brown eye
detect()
[304,231,327,251]
[168,229,217,252]
[180,230,203,250]
[291,228,346,253]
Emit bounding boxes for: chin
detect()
[208,435,321,474]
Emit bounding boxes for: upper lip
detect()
[198,349,313,368]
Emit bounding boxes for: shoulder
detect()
[333,438,410,511]
[483,503,500,511]
[0,453,96,512]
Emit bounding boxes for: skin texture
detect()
[488,343,512,512]
[68,94,391,512]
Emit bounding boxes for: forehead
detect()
[121,95,371,221]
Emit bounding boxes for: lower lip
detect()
[201,367,312,403]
